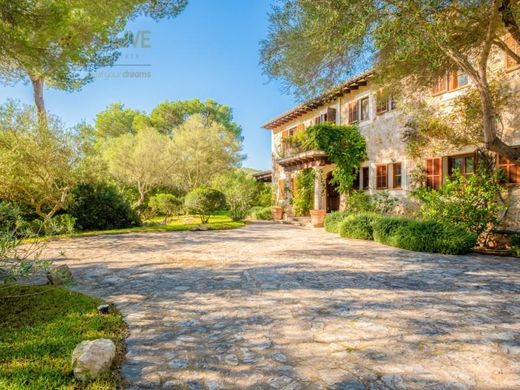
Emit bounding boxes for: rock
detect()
[47,265,73,286]
[97,304,110,314]
[71,339,116,381]
[191,225,209,231]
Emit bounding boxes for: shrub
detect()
[184,188,226,224]
[372,191,399,215]
[0,202,23,232]
[48,214,76,235]
[148,193,183,223]
[372,217,477,255]
[339,213,380,240]
[248,206,273,220]
[212,170,259,221]
[324,211,349,233]
[344,191,374,214]
[67,183,141,231]
[413,170,504,234]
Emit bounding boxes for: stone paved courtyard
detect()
[44,222,520,389]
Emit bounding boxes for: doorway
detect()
[326,172,340,212]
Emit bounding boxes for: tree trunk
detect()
[476,79,520,165]
[30,76,47,126]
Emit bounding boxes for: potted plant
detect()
[272,205,283,220]
[310,209,326,227]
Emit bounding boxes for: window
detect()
[376,90,395,115]
[505,34,520,70]
[497,150,520,184]
[348,101,359,123]
[393,162,402,189]
[352,171,360,190]
[432,71,468,95]
[425,158,442,189]
[362,167,369,190]
[360,97,370,121]
[448,154,475,177]
[376,165,388,189]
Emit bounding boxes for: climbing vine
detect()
[303,123,367,193]
[293,168,315,216]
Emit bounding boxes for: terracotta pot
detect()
[310,209,327,228]
[272,206,284,221]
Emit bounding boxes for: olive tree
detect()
[0,102,77,223]
[184,188,226,224]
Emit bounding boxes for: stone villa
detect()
[262,44,520,229]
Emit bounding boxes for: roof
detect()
[252,170,272,182]
[262,70,374,130]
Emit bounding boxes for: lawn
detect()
[38,214,245,241]
[0,285,127,390]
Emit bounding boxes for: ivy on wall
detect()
[293,168,315,216]
[303,123,367,193]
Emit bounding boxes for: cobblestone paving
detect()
[44,222,520,389]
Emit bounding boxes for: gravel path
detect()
[44,222,520,389]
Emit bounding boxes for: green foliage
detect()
[0,285,126,389]
[148,193,183,223]
[255,183,273,208]
[372,217,477,255]
[372,191,398,215]
[293,168,315,216]
[324,211,349,233]
[67,183,140,231]
[303,124,367,193]
[150,99,243,139]
[248,206,273,220]
[344,190,374,214]
[413,169,504,234]
[0,202,23,232]
[48,214,76,235]
[95,103,148,138]
[184,188,226,224]
[339,213,380,240]
[0,102,76,221]
[212,170,258,221]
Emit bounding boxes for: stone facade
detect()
[264,50,520,229]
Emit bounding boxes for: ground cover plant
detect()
[0,285,127,389]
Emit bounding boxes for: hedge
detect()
[324,211,349,233]
[372,217,477,255]
[248,206,273,220]
[339,213,380,240]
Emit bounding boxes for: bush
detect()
[248,206,273,220]
[148,193,183,223]
[372,217,477,255]
[48,214,76,235]
[0,202,23,232]
[184,188,226,224]
[324,211,349,233]
[339,213,380,240]
[413,170,504,234]
[67,183,141,231]
[344,191,374,214]
[212,170,259,221]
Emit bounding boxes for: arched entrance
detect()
[326,172,340,212]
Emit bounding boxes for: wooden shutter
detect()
[327,107,337,123]
[426,158,442,189]
[393,162,402,189]
[362,167,369,190]
[376,165,388,189]
[314,116,321,125]
[497,150,520,183]
[296,123,305,133]
[348,101,359,123]
[376,90,388,115]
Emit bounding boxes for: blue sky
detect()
[0,0,297,171]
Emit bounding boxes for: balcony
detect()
[275,138,329,171]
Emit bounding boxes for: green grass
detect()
[0,285,127,390]
[31,214,246,242]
